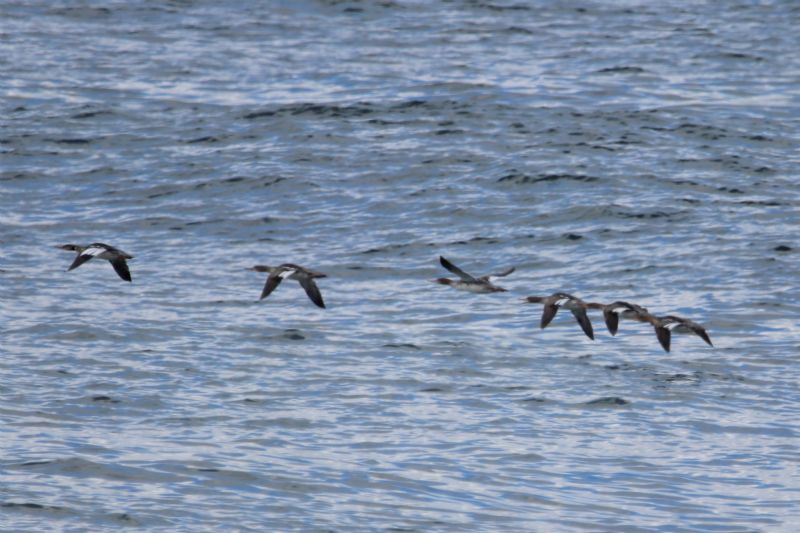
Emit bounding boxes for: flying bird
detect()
[522,292,604,340]
[58,243,133,282]
[431,256,515,293]
[602,300,653,336]
[649,315,713,353]
[248,264,327,308]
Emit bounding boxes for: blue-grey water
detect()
[2,1,800,531]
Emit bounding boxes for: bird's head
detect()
[57,244,83,252]
[248,265,274,273]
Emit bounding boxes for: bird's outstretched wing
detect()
[540,302,559,329]
[298,277,326,309]
[655,326,671,352]
[603,307,620,335]
[260,275,283,300]
[481,266,515,282]
[689,323,713,347]
[67,246,105,271]
[439,256,476,282]
[111,258,132,282]
[571,308,595,340]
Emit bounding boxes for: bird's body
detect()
[249,264,327,308]
[432,256,514,293]
[58,243,133,282]
[523,292,603,340]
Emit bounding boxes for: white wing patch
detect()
[83,246,107,257]
[555,298,570,306]
[278,269,296,279]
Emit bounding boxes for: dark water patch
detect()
[239,216,277,226]
[584,397,630,406]
[147,189,178,199]
[1,502,67,512]
[718,187,745,194]
[392,99,427,110]
[475,2,531,12]
[281,329,305,341]
[504,26,534,35]
[738,200,783,207]
[71,110,113,119]
[243,398,263,404]
[774,245,792,252]
[497,172,600,185]
[688,421,796,438]
[696,52,765,62]
[452,236,500,245]
[143,216,185,228]
[383,343,421,350]
[48,138,92,145]
[91,395,119,403]
[521,396,548,403]
[595,66,646,74]
[610,208,684,220]
[361,241,435,255]
[676,156,772,175]
[0,171,39,181]
[662,373,701,384]
[110,512,137,523]
[185,219,225,227]
[243,102,374,120]
[192,175,286,189]
[50,6,112,17]
[420,387,448,393]
[50,458,185,482]
[563,233,583,241]
[587,144,616,152]
[185,136,220,144]
[77,166,116,177]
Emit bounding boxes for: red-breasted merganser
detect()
[649,315,713,353]
[58,243,133,282]
[603,304,713,352]
[602,300,653,336]
[248,264,327,309]
[523,292,604,340]
[431,256,515,293]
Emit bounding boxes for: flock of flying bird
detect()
[57,243,714,353]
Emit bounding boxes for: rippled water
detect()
[2,0,800,530]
